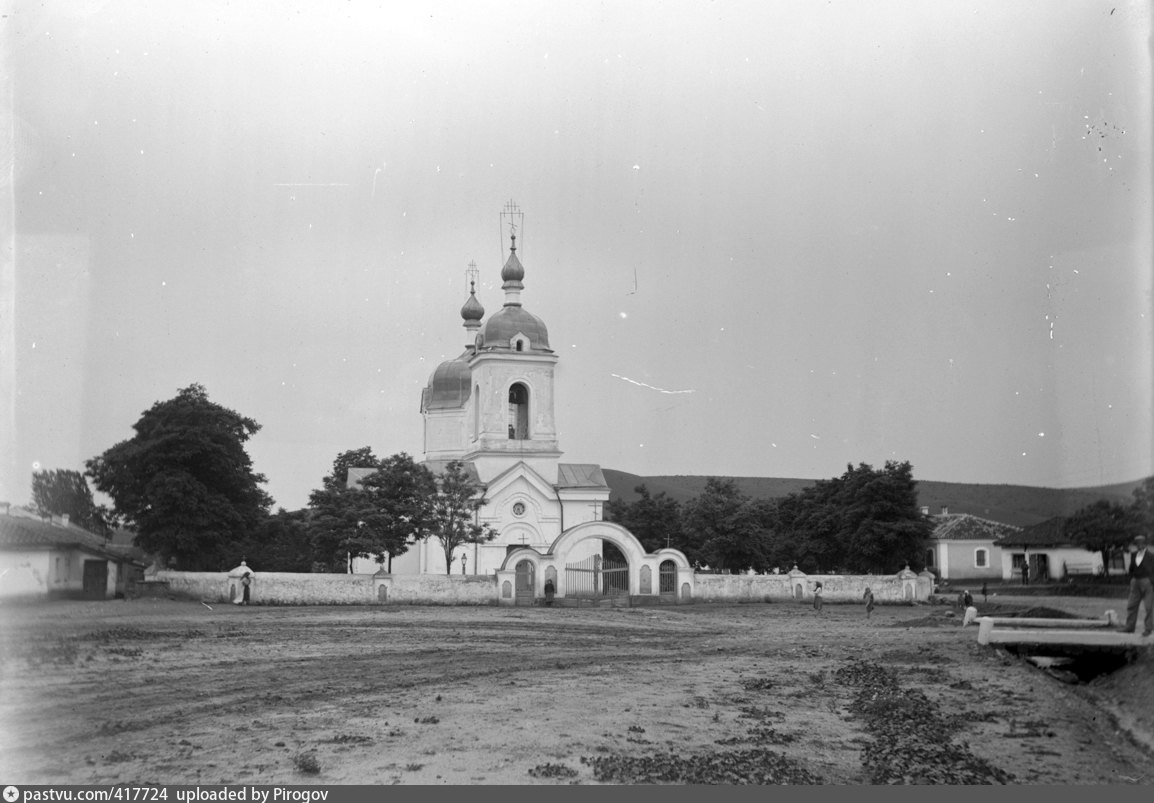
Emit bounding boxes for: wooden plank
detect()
[978,617,1112,628]
[979,629,1151,647]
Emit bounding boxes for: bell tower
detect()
[462,203,562,482]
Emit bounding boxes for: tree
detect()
[1131,475,1154,533]
[307,449,432,572]
[30,468,115,536]
[229,508,315,572]
[425,460,498,575]
[775,461,931,574]
[85,384,272,570]
[1065,499,1135,576]
[604,485,684,554]
[682,478,775,573]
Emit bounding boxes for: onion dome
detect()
[460,287,484,323]
[420,355,472,411]
[479,306,551,351]
[461,279,484,343]
[500,234,525,286]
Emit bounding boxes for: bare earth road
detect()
[0,596,1151,785]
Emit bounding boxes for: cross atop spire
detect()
[500,200,524,256]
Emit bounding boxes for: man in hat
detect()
[1123,534,1153,636]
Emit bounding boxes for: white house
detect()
[0,505,146,599]
[925,512,1019,582]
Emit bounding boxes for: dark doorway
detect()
[82,560,108,600]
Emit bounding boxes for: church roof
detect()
[479,306,551,351]
[421,354,472,411]
[422,460,484,486]
[557,464,608,490]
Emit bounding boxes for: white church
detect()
[352,209,694,604]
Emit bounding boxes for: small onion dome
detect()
[420,355,472,411]
[479,306,551,351]
[460,288,484,323]
[501,235,525,284]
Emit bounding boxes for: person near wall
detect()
[1123,534,1154,637]
[981,581,988,604]
[863,587,875,619]
[241,572,252,606]
[1020,560,1029,586]
[813,581,823,614]
[963,589,974,609]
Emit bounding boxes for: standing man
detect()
[1123,534,1154,637]
[1020,559,1029,586]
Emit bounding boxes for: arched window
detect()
[508,383,529,440]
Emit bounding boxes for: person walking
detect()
[1123,534,1154,637]
[981,581,988,604]
[863,587,875,619]
[813,582,824,614]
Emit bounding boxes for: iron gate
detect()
[565,554,629,598]
[659,560,677,595]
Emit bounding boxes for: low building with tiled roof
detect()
[0,505,148,600]
[994,516,1120,582]
[925,512,1020,582]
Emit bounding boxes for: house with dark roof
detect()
[993,516,1120,581]
[0,505,148,599]
[925,512,1020,582]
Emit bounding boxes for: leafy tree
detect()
[425,460,498,575]
[229,508,314,572]
[307,449,432,572]
[775,461,931,574]
[604,485,684,554]
[1131,475,1154,533]
[682,478,775,573]
[1065,499,1136,576]
[85,384,272,570]
[30,468,115,536]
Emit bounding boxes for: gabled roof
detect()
[994,516,1073,547]
[422,460,484,486]
[557,463,608,491]
[0,509,144,564]
[930,513,1021,542]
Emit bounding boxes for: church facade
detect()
[357,214,694,603]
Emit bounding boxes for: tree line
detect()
[30,384,494,573]
[23,383,1154,576]
[604,461,934,574]
[605,466,1154,576]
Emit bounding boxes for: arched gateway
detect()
[495,521,693,606]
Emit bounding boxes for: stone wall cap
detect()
[228,560,255,578]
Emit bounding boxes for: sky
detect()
[2,0,1151,513]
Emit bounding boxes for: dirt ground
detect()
[1,595,1152,785]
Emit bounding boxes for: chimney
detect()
[940,506,949,516]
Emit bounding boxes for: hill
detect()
[602,469,1146,528]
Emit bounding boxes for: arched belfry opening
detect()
[508,382,529,440]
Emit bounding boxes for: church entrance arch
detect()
[514,559,535,605]
[565,541,628,598]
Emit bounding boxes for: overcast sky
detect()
[4,0,1151,513]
